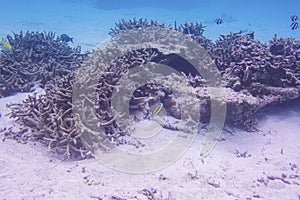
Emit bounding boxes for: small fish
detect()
[215,18,223,25]
[290,15,299,22]
[290,21,299,30]
[60,33,73,43]
[152,103,163,116]
[0,40,12,52]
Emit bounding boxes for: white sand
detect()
[0,90,299,199]
[0,1,300,199]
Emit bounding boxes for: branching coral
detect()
[4,20,300,158]
[8,74,90,158]
[108,22,300,130]
[268,35,300,81]
[109,18,206,37]
[175,21,206,36]
[109,18,167,36]
[0,31,88,97]
[210,32,300,91]
[7,28,209,158]
[72,28,219,154]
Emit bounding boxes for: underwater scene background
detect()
[1,0,300,51]
[0,0,300,199]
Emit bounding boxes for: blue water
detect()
[0,0,299,51]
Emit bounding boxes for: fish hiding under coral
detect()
[0,39,12,52]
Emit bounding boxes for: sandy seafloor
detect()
[0,0,300,199]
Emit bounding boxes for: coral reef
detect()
[175,21,206,36]
[206,32,300,129]
[108,19,300,129]
[7,74,91,158]
[4,19,300,158]
[71,27,219,155]
[110,18,207,38]
[109,18,167,36]
[211,32,300,91]
[8,28,204,158]
[0,31,87,97]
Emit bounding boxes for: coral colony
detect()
[0,31,87,97]
[2,18,300,158]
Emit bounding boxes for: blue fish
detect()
[215,18,223,25]
[60,34,73,43]
[290,21,299,30]
[290,15,299,22]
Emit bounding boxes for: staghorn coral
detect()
[267,35,300,81]
[7,27,214,158]
[210,31,300,91]
[0,31,88,97]
[106,26,300,130]
[109,18,206,37]
[72,27,221,154]
[109,18,167,36]
[5,21,300,159]
[204,31,300,129]
[175,21,206,36]
[8,74,90,158]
